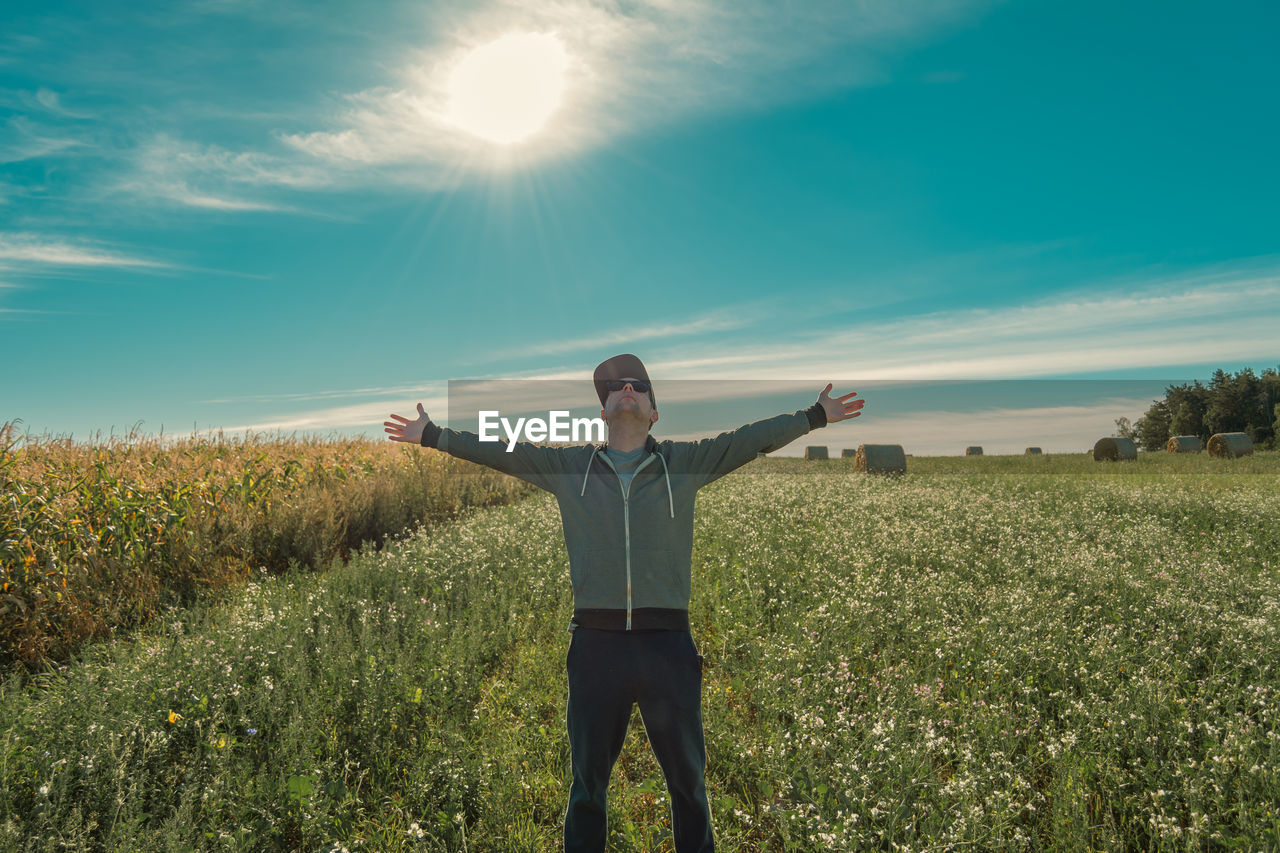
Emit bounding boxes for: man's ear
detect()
[650,409,659,426]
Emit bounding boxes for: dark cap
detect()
[593,353,655,408]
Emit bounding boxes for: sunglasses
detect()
[604,379,651,394]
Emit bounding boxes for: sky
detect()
[2,0,1278,455]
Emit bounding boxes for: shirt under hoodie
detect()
[605,444,648,495]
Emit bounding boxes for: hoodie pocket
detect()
[577,548,621,606]
[632,548,681,607]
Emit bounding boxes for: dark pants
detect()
[564,627,714,853]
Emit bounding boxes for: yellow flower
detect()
[168,711,181,725]
[216,735,226,749]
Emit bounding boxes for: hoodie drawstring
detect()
[657,452,674,519]
[580,449,598,496]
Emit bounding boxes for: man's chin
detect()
[607,410,649,429]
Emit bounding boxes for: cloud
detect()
[480,307,761,361]
[3,1,996,212]
[0,233,168,269]
[198,381,446,405]
[114,135,327,211]
[196,260,1280,439]
[638,265,1280,381]
[216,393,451,434]
[120,180,293,212]
[279,0,991,178]
[32,88,94,119]
[0,116,85,163]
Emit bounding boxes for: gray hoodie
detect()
[421,404,825,631]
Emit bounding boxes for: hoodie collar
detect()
[594,433,660,457]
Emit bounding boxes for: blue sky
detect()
[2,0,1277,454]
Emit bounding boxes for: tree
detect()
[1168,382,1209,440]
[1205,368,1255,436]
[1121,367,1280,449]
[1136,399,1171,451]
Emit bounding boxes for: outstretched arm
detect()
[385,402,564,492]
[683,383,865,486]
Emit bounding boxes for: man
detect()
[384,354,862,853]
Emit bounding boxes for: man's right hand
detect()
[385,403,430,444]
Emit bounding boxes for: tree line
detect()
[1116,367,1280,452]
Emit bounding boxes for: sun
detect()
[446,33,568,145]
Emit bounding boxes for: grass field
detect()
[2,452,1277,851]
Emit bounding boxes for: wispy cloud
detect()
[120,180,291,212]
[198,260,1280,436]
[0,233,168,269]
[2,1,995,210]
[0,116,85,163]
[30,88,94,120]
[640,264,1280,381]
[198,381,445,405]
[112,135,327,212]
[216,393,451,435]
[278,0,991,179]
[479,307,761,361]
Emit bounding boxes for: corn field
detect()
[0,423,531,672]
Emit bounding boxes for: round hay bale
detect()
[1093,436,1137,461]
[1207,432,1253,458]
[1166,435,1202,454]
[841,448,857,458]
[1025,447,1042,455]
[854,444,906,475]
[804,445,829,460]
[965,446,983,456]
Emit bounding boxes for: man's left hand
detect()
[818,383,863,423]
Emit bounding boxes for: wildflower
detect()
[168,711,181,725]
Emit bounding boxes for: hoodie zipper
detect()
[597,452,657,631]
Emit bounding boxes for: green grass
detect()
[2,453,1278,851]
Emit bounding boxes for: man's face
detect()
[602,378,658,428]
